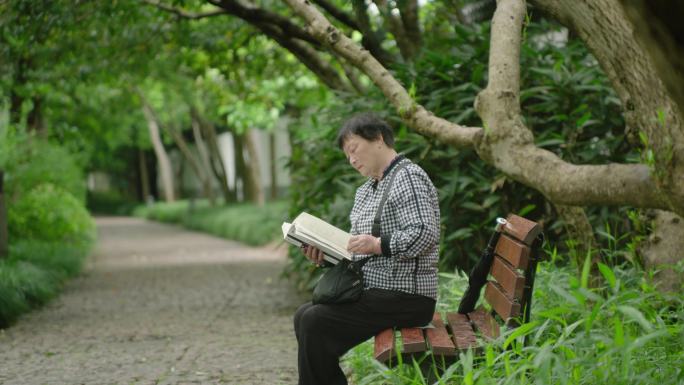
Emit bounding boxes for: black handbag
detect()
[311,161,408,305]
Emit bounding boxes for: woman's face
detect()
[342,134,383,178]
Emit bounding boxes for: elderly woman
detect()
[293,113,440,385]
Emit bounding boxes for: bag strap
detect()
[371,160,409,237]
[354,159,409,269]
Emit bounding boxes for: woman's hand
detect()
[347,235,381,255]
[301,244,325,266]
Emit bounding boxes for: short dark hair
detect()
[337,113,395,149]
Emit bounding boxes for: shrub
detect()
[0,241,90,327]
[4,138,86,203]
[8,183,95,245]
[133,200,289,246]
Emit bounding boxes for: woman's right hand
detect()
[301,244,325,266]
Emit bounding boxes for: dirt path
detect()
[0,217,307,385]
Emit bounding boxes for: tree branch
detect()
[530,0,684,214]
[397,0,422,55]
[351,0,395,67]
[475,0,674,213]
[284,0,482,148]
[373,0,416,61]
[311,0,359,30]
[207,0,320,47]
[256,21,353,92]
[141,0,228,19]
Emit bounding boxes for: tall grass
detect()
[133,200,290,246]
[0,240,92,327]
[343,262,684,385]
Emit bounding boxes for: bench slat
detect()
[485,281,521,320]
[374,328,396,363]
[504,214,542,246]
[400,327,427,354]
[494,234,530,270]
[446,312,478,351]
[425,313,457,356]
[490,256,525,300]
[468,307,500,340]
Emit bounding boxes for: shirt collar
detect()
[371,154,406,190]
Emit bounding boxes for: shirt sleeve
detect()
[379,167,439,260]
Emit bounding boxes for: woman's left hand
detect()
[347,235,381,255]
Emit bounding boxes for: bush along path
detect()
[0,217,306,385]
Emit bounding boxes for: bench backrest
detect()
[484,214,542,326]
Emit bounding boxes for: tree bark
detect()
[192,118,217,205]
[233,132,247,202]
[0,171,8,259]
[140,102,175,203]
[139,149,151,203]
[617,1,684,125]
[397,0,422,56]
[166,125,215,205]
[373,0,416,61]
[242,129,265,206]
[269,131,278,200]
[640,210,684,293]
[530,0,684,215]
[530,0,684,292]
[191,108,235,203]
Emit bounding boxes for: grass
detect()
[342,261,684,385]
[0,239,92,327]
[133,199,290,246]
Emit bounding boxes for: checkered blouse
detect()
[350,155,440,299]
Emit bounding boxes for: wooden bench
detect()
[373,214,543,366]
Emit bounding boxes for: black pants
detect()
[293,288,436,385]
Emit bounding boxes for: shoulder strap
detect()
[354,160,409,269]
[371,160,409,237]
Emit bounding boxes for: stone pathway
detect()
[0,217,306,385]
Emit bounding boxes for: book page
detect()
[292,212,352,260]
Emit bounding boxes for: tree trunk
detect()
[640,210,684,293]
[0,171,8,259]
[141,103,175,202]
[27,96,47,137]
[165,125,215,205]
[555,204,601,286]
[616,0,684,126]
[269,131,278,200]
[192,108,235,203]
[233,133,247,202]
[243,129,265,206]
[192,118,216,206]
[139,149,151,203]
[530,0,684,291]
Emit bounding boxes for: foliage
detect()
[0,240,91,327]
[3,136,87,203]
[342,260,684,385]
[8,183,96,245]
[133,200,289,246]
[86,190,140,216]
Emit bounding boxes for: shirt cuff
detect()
[380,234,392,257]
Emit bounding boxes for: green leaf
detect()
[580,250,592,289]
[597,262,616,289]
[617,305,654,332]
[503,321,538,349]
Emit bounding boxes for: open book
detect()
[282,212,351,265]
